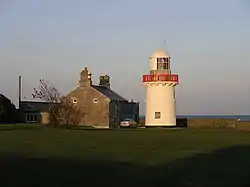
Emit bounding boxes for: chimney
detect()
[18,75,22,109]
[99,74,110,89]
[79,67,92,87]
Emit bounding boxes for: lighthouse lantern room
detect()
[142,48,179,127]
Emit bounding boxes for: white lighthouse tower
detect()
[142,47,179,127]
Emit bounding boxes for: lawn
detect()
[1,125,250,186]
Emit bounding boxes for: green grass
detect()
[1,125,250,186]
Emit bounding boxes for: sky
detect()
[0,0,250,115]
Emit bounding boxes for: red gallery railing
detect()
[142,74,179,83]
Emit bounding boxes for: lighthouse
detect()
[142,48,179,127]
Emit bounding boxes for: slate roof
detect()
[19,101,56,112]
[19,85,128,112]
[91,85,128,101]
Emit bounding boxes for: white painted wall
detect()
[145,83,176,126]
[149,57,157,70]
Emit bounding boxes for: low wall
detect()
[186,118,250,131]
[187,118,237,129]
[235,121,250,131]
[139,117,250,131]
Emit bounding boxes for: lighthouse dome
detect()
[150,48,170,58]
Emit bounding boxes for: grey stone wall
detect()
[68,86,110,127]
[187,118,237,129]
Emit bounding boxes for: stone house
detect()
[67,67,139,128]
[19,67,139,128]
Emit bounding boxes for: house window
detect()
[93,98,98,104]
[72,98,78,104]
[26,115,38,123]
[155,112,161,119]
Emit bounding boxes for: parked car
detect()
[120,118,137,128]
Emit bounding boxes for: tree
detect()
[32,79,84,129]
[0,94,18,124]
[0,102,4,117]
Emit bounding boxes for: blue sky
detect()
[0,0,250,115]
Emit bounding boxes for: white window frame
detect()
[93,98,98,104]
[72,98,78,104]
[26,115,38,123]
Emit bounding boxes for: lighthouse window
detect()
[157,62,168,70]
[157,63,160,69]
[157,58,168,62]
[157,57,169,70]
[155,112,161,119]
[163,63,167,69]
[156,58,162,62]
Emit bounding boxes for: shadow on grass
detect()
[1,145,250,187]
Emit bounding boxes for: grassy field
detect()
[1,125,250,186]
